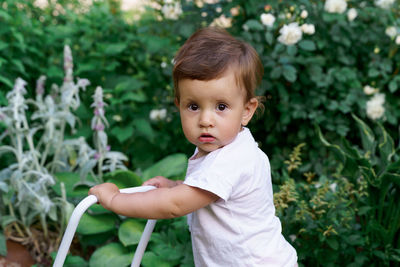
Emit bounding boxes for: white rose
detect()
[329,183,337,192]
[278,23,303,45]
[210,14,232,28]
[260,13,275,27]
[324,0,347,14]
[385,26,397,38]
[366,93,385,120]
[301,24,315,35]
[347,8,358,21]
[300,10,308,19]
[396,35,400,45]
[150,108,167,121]
[375,0,395,9]
[161,3,182,20]
[363,85,378,95]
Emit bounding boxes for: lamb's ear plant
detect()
[317,114,400,264]
[0,45,127,255]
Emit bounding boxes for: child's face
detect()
[176,70,258,158]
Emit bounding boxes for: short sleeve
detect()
[184,168,235,201]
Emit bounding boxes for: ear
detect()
[174,98,180,108]
[241,98,258,126]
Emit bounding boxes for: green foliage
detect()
[315,116,400,265]
[88,242,133,267]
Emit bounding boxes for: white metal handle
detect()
[53,185,157,267]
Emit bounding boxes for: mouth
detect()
[198,133,215,143]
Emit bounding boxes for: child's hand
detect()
[88,183,119,210]
[143,176,183,188]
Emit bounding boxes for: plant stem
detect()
[8,204,26,238]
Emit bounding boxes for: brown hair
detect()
[173,27,264,105]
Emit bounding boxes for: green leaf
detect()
[377,123,395,164]
[103,170,143,188]
[0,231,6,256]
[53,172,91,199]
[326,238,339,250]
[265,32,274,45]
[0,75,13,88]
[316,125,345,163]
[270,66,282,79]
[359,166,379,187]
[142,252,172,267]
[389,80,398,93]
[111,126,134,143]
[64,255,88,267]
[77,213,116,235]
[282,65,297,82]
[118,219,145,246]
[142,153,188,180]
[244,19,264,31]
[351,114,375,152]
[368,68,380,78]
[298,40,316,51]
[0,41,9,51]
[103,43,127,55]
[89,243,133,267]
[133,119,155,141]
[381,173,400,187]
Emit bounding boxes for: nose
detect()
[199,110,214,128]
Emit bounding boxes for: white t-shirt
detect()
[184,128,297,267]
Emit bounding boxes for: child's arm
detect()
[88,181,218,219]
[142,176,183,188]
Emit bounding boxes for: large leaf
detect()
[118,219,145,246]
[89,243,133,267]
[142,153,188,180]
[377,123,395,164]
[64,255,88,267]
[104,170,143,188]
[351,114,375,153]
[53,172,91,199]
[142,252,172,267]
[77,213,116,235]
[316,125,345,163]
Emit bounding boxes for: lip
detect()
[198,133,216,143]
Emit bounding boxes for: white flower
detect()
[385,26,397,38]
[347,8,358,21]
[260,13,275,27]
[215,7,222,13]
[289,235,297,242]
[396,35,400,45]
[329,183,337,192]
[230,6,239,16]
[112,115,122,122]
[161,2,182,20]
[363,85,378,95]
[210,14,232,28]
[301,24,315,35]
[150,108,167,121]
[300,10,308,19]
[278,23,303,45]
[324,0,347,14]
[161,62,167,68]
[366,93,385,120]
[375,0,395,9]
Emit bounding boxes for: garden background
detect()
[0,0,399,266]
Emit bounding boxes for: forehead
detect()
[178,71,246,102]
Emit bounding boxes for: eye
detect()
[188,103,199,111]
[217,103,227,111]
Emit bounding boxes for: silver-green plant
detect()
[0,45,127,240]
